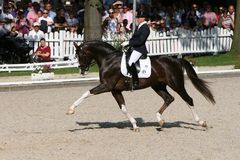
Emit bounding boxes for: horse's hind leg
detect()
[111,90,139,132]
[151,84,174,128]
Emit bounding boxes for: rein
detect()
[78,52,96,72]
[79,59,95,72]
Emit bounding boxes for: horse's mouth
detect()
[80,69,87,76]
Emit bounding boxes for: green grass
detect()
[185,52,239,67]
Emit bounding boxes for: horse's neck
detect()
[93,50,121,69]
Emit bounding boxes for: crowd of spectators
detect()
[102,0,235,35]
[0,0,84,41]
[0,0,236,41]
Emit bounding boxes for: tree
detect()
[230,0,240,56]
[84,0,102,41]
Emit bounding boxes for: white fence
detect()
[32,27,233,60]
[0,27,233,72]
[0,60,78,72]
[146,27,233,56]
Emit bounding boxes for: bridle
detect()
[76,46,95,72]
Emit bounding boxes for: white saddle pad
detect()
[120,53,151,78]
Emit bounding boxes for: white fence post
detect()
[59,30,65,61]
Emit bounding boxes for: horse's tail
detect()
[180,59,215,104]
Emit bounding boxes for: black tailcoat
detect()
[129,23,150,55]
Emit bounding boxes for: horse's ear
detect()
[74,42,79,48]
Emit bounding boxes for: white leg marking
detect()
[156,112,164,122]
[121,105,138,130]
[189,106,207,127]
[67,90,93,115]
[156,112,165,128]
[73,90,93,107]
[189,106,200,122]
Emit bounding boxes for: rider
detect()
[121,11,150,89]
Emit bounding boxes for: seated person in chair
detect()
[33,38,51,62]
[121,12,150,89]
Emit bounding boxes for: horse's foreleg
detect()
[111,91,139,132]
[66,90,93,115]
[67,84,108,115]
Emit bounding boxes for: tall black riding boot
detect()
[130,63,139,89]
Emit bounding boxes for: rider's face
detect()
[136,17,145,24]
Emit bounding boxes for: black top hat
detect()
[136,12,148,18]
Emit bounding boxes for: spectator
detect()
[186,3,199,29]
[221,9,234,30]
[28,22,44,42]
[8,1,17,18]
[44,2,56,21]
[69,25,78,33]
[122,19,131,33]
[113,1,123,25]
[33,37,51,62]
[158,19,170,33]
[216,6,224,23]
[27,2,40,28]
[149,20,158,32]
[122,5,133,31]
[202,4,217,29]
[0,17,10,38]
[10,25,18,37]
[38,10,54,33]
[66,13,79,28]
[172,2,185,27]
[1,3,15,31]
[64,0,73,20]
[54,8,68,31]
[103,0,116,10]
[107,9,118,33]
[37,10,43,18]
[15,9,31,36]
[228,5,235,23]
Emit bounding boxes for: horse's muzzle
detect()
[79,65,89,75]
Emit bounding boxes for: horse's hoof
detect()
[159,120,165,128]
[199,120,207,128]
[66,109,75,115]
[201,121,207,128]
[133,127,140,132]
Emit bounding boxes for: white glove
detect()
[121,41,129,47]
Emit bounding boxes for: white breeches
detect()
[128,50,142,66]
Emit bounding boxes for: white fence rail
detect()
[0,27,233,72]
[0,60,78,72]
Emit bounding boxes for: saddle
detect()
[120,47,151,78]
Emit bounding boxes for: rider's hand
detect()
[121,41,129,47]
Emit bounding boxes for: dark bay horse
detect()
[67,40,215,131]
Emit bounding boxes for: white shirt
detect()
[1,12,14,31]
[28,29,44,41]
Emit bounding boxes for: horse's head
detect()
[74,42,94,75]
